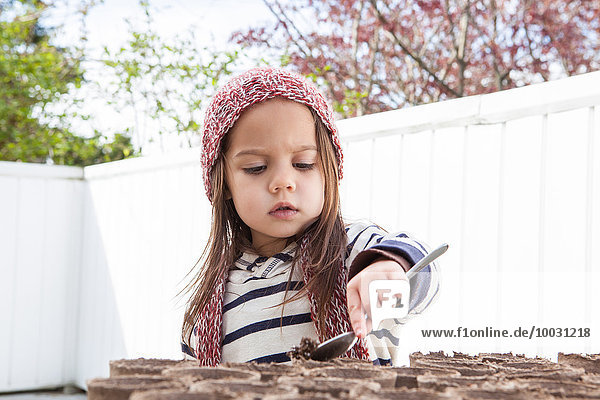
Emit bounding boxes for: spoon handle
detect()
[406,243,449,282]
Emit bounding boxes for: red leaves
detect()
[233,0,600,117]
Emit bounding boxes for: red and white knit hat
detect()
[201,67,344,201]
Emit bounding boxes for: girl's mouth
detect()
[269,203,298,219]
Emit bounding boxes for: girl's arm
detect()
[344,221,440,337]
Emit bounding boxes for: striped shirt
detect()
[183,220,440,365]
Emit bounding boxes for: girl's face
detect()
[224,98,325,256]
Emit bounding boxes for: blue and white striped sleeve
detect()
[344,220,440,317]
[181,328,198,361]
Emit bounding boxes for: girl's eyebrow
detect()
[233,145,317,158]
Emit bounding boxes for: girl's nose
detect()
[269,169,296,193]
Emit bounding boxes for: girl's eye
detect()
[294,163,315,170]
[243,166,266,174]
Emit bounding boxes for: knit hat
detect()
[201,67,344,201]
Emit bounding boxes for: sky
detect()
[45,0,277,155]
[51,0,273,51]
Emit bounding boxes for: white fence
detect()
[0,164,83,391]
[1,71,599,392]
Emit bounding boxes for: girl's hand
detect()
[346,258,409,338]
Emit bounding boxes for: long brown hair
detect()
[181,104,346,347]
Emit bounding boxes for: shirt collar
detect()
[233,242,298,277]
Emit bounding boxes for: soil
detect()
[87,352,600,399]
[287,337,319,360]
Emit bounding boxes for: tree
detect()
[99,1,239,153]
[232,0,600,118]
[0,0,137,166]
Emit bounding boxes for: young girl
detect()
[182,67,439,367]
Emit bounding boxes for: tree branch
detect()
[351,1,365,77]
[364,25,380,115]
[369,0,461,97]
[261,0,312,58]
[491,0,505,89]
[456,0,471,96]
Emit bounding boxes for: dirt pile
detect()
[87,352,600,399]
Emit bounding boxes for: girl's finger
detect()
[346,284,368,338]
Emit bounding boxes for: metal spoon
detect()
[310,331,358,361]
[309,243,449,361]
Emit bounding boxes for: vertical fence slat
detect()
[541,108,589,358]
[457,126,468,345]
[0,177,19,388]
[458,123,503,354]
[370,135,403,230]
[11,178,46,388]
[38,180,70,386]
[590,106,600,355]
[63,180,84,385]
[160,167,177,356]
[498,115,543,356]
[584,107,596,354]
[495,122,506,348]
[340,139,373,221]
[396,131,432,237]
[75,183,92,386]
